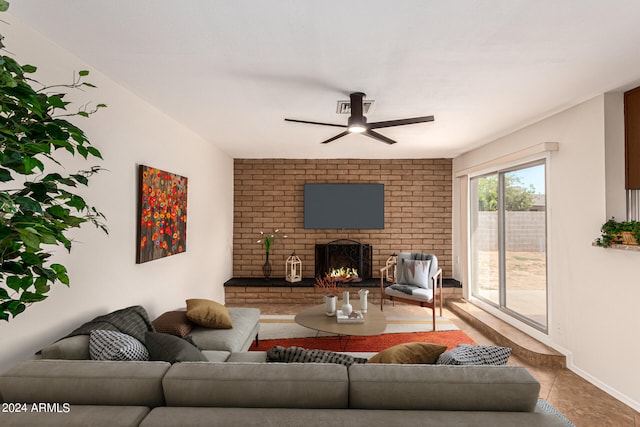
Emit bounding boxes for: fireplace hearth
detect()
[315,239,372,279]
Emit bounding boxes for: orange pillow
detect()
[367,342,447,364]
[185,299,233,329]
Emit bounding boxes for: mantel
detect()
[592,242,640,252]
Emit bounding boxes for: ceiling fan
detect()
[285,92,434,145]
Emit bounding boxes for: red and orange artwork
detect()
[136,165,188,263]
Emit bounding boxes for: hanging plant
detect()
[1,3,107,320]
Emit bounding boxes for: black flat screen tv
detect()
[304,183,384,229]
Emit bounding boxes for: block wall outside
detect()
[233,158,453,280]
[473,211,546,252]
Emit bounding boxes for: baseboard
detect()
[567,362,640,413]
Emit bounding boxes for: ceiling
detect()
[8,1,640,159]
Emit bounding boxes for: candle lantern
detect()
[285,252,302,283]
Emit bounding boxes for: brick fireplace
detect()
[233,158,453,280]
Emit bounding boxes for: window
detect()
[469,160,547,331]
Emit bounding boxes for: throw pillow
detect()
[185,298,233,329]
[152,311,194,337]
[145,331,208,363]
[267,345,367,367]
[367,342,447,364]
[400,259,432,289]
[437,344,512,366]
[89,330,149,361]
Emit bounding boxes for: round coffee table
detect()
[295,304,387,338]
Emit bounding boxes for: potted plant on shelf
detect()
[595,217,640,247]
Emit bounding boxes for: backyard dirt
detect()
[475,251,546,291]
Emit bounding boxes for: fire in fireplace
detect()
[315,239,372,279]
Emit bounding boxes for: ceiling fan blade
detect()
[320,131,350,144]
[364,129,396,145]
[285,118,346,128]
[369,115,435,129]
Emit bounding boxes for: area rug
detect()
[250,330,475,353]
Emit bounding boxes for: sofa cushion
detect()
[40,335,91,360]
[145,332,208,363]
[162,362,348,408]
[188,307,260,352]
[89,330,149,361]
[348,364,540,412]
[186,299,233,329]
[0,360,170,407]
[437,344,512,365]
[0,406,150,427]
[367,342,447,364]
[152,311,194,337]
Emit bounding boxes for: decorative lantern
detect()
[285,252,302,283]
[385,253,397,283]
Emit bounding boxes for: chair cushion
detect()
[399,258,432,288]
[385,284,433,302]
[395,252,438,289]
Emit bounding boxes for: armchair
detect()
[379,252,443,331]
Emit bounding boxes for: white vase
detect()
[358,289,369,313]
[325,295,337,316]
[342,291,352,316]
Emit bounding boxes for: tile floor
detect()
[237,302,640,427]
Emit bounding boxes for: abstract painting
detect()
[136,165,188,263]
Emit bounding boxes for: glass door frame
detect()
[468,158,549,334]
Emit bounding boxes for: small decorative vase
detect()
[358,289,369,313]
[262,252,272,280]
[341,291,352,316]
[325,295,337,316]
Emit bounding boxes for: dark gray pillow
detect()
[437,344,512,365]
[145,331,207,363]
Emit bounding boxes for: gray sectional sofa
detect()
[0,356,570,427]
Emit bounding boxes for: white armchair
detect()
[379,252,443,331]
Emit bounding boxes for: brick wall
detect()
[233,159,452,279]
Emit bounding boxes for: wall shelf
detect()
[592,242,640,252]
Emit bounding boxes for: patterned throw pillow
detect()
[266,346,367,367]
[400,259,432,289]
[89,330,149,361]
[436,344,511,366]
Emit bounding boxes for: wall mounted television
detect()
[304,183,384,229]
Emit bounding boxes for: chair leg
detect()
[432,305,436,332]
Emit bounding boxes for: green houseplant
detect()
[595,217,640,247]
[1,2,107,320]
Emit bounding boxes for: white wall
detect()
[0,15,234,372]
[453,95,640,410]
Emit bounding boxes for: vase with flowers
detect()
[256,229,287,279]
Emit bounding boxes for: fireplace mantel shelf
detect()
[224,277,462,288]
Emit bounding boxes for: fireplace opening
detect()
[315,239,372,279]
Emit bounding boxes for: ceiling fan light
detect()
[348,124,367,133]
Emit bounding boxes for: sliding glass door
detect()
[469,161,547,331]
